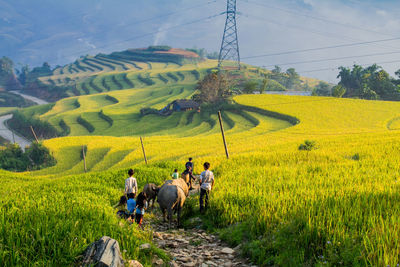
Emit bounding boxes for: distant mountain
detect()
[0,0,196,68]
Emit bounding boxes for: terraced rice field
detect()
[40,52,217,98]
[3,92,400,266]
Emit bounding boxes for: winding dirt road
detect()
[9,91,49,105]
[0,91,48,149]
[0,114,31,150]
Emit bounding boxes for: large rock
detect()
[221,247,235,254]
[80,236,124,267]
[128,260,143,267]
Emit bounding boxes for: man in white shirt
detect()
[125,169,138,196]
[199,162,214,213]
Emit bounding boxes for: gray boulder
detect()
[80,236,124,267]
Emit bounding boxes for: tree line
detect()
[312,64,400,100]
[0,142,56,172]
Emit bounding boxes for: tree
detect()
[331,85,346,97]
[313,82,332,96]
[0,57,21,90]
[193,71,231,104]
[260,77,268,94]
[17,65,30,86]
[272,65,281,74]
[285,68,300,89]
[337,64,400,100]
[25,142,56,170]
[243,81,258,94]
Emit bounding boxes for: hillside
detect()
[2,94,400,266]
[17,46,321,102]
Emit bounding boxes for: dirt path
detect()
[9,91,49,105]
[0,114,31,150]
[0,91,48,149]
[145,184,255,267]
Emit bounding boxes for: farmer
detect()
[185,157,194,172]
[114,195,129,218]
[199,162,214,213]
[125,169,138,196]
[182,165,196,189]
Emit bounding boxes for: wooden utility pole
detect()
[30,126,39,143]
[140,136,148,164]
[218,111,229,159]
[82,145,87,172]
[12,131,15,144]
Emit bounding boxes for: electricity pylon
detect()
[218,0,240,69]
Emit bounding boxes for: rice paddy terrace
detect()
[3,93,400,266]
[3,47,400,266]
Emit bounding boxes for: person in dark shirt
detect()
[185,157,194,171]
[182,166,196,189]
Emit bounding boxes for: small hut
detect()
[171,99,200,112]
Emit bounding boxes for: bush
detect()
[8,110,60,140]
[147,45,171,51]
[99,110,113,126]
[0,144,29,171]
[25,142,56,170]
[77,116,95,133]
[138,74,155,86]
[264,79,286,91]
[140,107,159,116]
[0,142,56,171]
[298,140,318,151]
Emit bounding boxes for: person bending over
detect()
[135,192,148,227]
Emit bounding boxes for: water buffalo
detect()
[157,178,189,228]
[143,183,160,208]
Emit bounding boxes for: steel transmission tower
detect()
[218,0,240,69]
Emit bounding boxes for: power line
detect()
[242,37,400,59]
[297,59,400,74]
[259,51,400,68]
[239,2,400,53]
[241,0,396,38]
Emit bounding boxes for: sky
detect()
[1,0,400,83]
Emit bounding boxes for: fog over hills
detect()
[1,0,400,82]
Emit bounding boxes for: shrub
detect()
[59,119,70,136]
[0,142,56,171]
[140,107,159,116]
[147,45,171,51]
[25,142,56,170]
[138,74,155,86]
[77,116,95,133]
[8,110,60,140]
[99,110,113,126]
[298,140,318,151]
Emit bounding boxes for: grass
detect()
[18,95,400,266]
[3,55,400,266]
[0,168,170,266]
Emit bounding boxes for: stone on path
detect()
[80,236,124,267]
[182,262,197,267]
[221,247,235,254]
[128,260,143,267]
[169,261,179,267]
